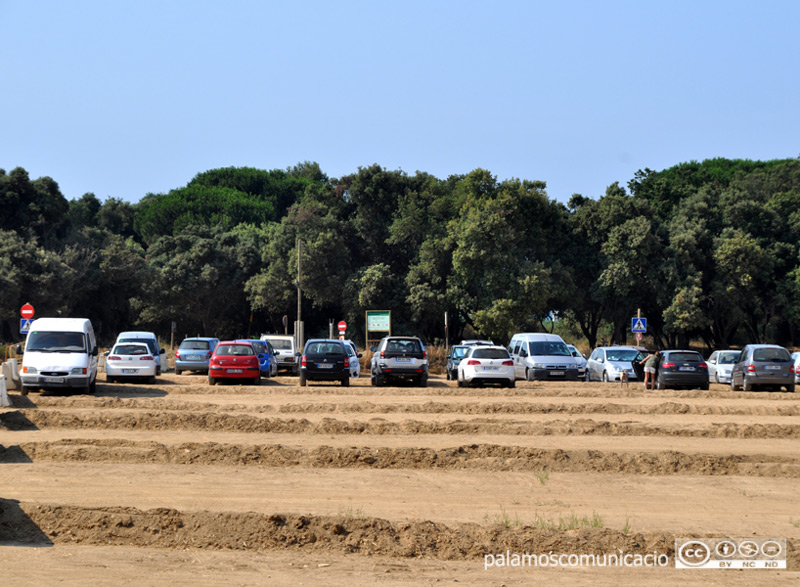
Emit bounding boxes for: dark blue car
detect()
[236,339,277,377]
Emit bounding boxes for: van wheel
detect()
[526,369,535,382]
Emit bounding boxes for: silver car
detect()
[586,346,640,382]
[792,352,800,384]
[706,350,739,384]
[730,344,795,392]
[567,345,587,380]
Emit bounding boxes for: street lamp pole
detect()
[296,238,303,351]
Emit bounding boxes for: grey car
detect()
[730,344,795,392]
[586,346,640,382]
[370,336,428,387]
[706,350,739,384]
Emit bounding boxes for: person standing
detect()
[640,350,658,390]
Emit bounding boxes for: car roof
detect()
[182,337,218,341]
[597,345,639,351]
[113,341,149,348]
[468,345,509,352]
[217,340,254,346]
[117,331,156,338]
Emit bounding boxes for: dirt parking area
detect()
[2,373,799,585]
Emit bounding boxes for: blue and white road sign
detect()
[20,318,33,334]
[631,317,647,333]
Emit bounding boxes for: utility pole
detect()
[296,238,303,351]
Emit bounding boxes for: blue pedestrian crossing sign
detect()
[20,319,33,334]
[631,317,647,333]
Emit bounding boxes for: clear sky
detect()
[2,1,798,204]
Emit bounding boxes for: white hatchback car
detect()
[706,350,739,384]
[457,345,515,388]
[106,342,158,383]
[343,339,361,378]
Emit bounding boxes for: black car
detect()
[299,339,351,387]
[653,350,709,390]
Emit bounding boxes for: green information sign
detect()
[366,310,391,332]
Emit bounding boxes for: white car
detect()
[586,346,640,382]
[106,342,158,383]
[457,345,515,388]
[343,339,361,378]
[793,352,800,384]
[707,350,740,384]
[567,344,588,380]
[115,331,168,375]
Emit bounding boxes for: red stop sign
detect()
[337,320,347,332]
[20,303,35,319]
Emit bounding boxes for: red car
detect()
[208,341,261,385]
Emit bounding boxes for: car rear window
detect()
[667,352,702,362]
[386,339,422,353]
[266,339,293,350]
[472,348,510,360]
[306,342,345,356]
[180,340,210,350]
[718,352,738,364]
[451,347,469,359]
[113,344,150,355]
[216,344,254,356]
[753,348,790,362]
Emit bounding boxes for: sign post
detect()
[20,303,35,320]
[365,310,391,348]
[337,320,347,340]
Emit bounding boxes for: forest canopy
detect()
[2,157,799,349]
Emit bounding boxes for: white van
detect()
[115,331,168,374]
[19,317,99,395]
[508,332,582,381]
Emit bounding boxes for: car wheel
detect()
[730,377,737,391]
[107,376,116,384]
[175,369,182,375]
[148,375,156,384]
[418,376,428,387]
[787,383,795,393]
[508,379,516,388]
[700,382,709,391]
[89,379,97,394]
[602,371,608,383]
[714,372,719,384]
[585,370,591,382]
[341,376,350,387]
[253,375,261,386]
[208,376,216,386]
[656,376,666,390]
[299,373,307,387]
[743,378,752,392]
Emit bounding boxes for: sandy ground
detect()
[2,372,799,585]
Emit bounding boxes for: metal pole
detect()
[296,239,302,351]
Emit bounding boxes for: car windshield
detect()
[249,341,266,354]
[112,344,150,356]
[667,352,702,362]
[472,348,510,360]
[753,348,790,362]
[217,344,254,356]
[180,340,210,350]
[451,347,469,359]
[606,350,638,362]
[528,341,570,356]
[267,339,293,350]
[717,351,738,364]
[26,331,86,352]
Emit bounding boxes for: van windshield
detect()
[27,331,86,352]
[528,341,570,356]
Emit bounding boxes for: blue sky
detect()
[1,1,798,204]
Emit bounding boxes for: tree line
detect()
[2,157,799,350]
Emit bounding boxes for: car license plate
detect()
[395,358,411,363]
[679,367,695,371]
[122,369,138,374]
[188,355,201,361]
[226,369,243,373]
[549,371,565,376]
[317,363,334,369]
[764,365,781,370]
[482,366,498,371]
[43,377,65,383]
